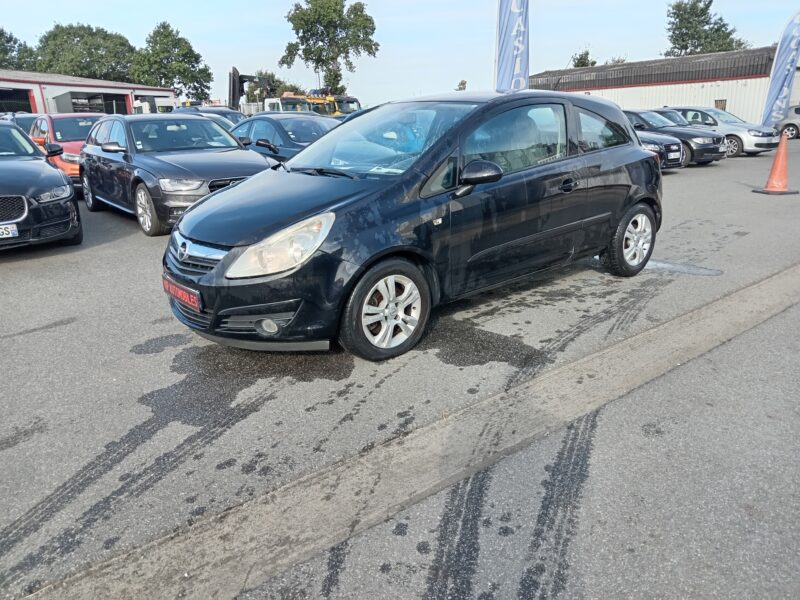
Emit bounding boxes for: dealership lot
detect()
[2,147,800,598]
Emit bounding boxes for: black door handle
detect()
[559,178,579,193]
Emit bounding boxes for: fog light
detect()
[255,318,279,336]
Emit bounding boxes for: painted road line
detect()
[33,263,800,600]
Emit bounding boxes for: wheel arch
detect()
[348,246,442,308]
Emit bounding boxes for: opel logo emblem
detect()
[177,242,189,262]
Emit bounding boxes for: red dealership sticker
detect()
[162,274,202,312]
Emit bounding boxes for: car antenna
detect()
[551,56,576,92]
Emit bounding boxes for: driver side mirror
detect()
[44,143,63,158]
[100,142,127,153]
[238,136,253,146]
[255,139,280,154]
[455,159,503,198]
[633,122,646,130]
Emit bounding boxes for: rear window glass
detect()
[53,116,102,142]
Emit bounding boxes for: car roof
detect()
[108,113,210,121]
[391,89,595,105]
[49,112,106,119]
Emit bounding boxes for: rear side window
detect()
[577,109,629,152]
[463,103,568,174]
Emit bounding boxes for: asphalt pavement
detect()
[1,146,799,599]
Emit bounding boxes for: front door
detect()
[447,101,585,296]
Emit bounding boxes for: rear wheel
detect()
[338,258,431,361]
[601,203,656,277]
[725,135,743,157]
[81,172,103,212]
[135,184,169,236]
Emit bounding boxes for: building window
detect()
[714,99,727,111]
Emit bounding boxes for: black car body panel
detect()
[0,124,81,250]
[165,91,662,350]
[80,114,270,225]
[231,113,339,162]
[624,110,726,163]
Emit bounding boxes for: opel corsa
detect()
[164,91,662,361]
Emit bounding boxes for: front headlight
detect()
[36,185,71,203]
[642,143,661,152]
[692,137,714,144]
[159,178,205,192]
[61,152,81,164]
[226,212,336,279]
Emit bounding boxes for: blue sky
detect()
[4,0,798,106]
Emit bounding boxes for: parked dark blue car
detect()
[164,91,662,360]
[231,113,338,161]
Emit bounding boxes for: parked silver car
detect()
[668,106,780,157]
[776,106,800,140]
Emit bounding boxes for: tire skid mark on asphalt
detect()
[0,317,77,341]
[517,410,599,600]
[0,342,354,595]
[320,540,350,598]
[0,418,48,454]
[423,467,494,600]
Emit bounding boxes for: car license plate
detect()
[667,152,680,159]
[162,274,202,311]
[0,224,19,238]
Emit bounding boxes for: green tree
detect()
[665,0,748,57]
[36,24,134,81]
[0,28,36,70]
[131,22,212,101]
[279,0,379,95]
[605,56,627,65]
[244,70,305,103]
[571,49,597,68]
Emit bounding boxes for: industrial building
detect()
[529,46,800,123]
[0,69,176,115]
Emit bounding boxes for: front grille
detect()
[208,177,246,192]
[171,299,213,329]
[167,247,220,276]
[38,222,70,238]
[665,144,680,151]
[0,196,26,223]
[714,136,724,145]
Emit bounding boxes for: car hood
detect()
[135,147,269,180]
[653,125,717,138]
[0,157,68,196]
[179,168,380,247]
[638,131,680,145]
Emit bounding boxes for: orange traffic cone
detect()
[753,133,798,195]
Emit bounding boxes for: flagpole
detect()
[493,0,501,91]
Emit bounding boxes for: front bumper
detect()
[690,142,727,162]
[741,134,780,153]
[162,236,359,350]
[0,194,81,250]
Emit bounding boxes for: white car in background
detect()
[776,106,800,140]
[668,106,780,157]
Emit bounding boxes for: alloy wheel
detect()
[82,175,93,208]
[783,125,798,140]
[136,188,152,232]
[361,274,421,349]
[725,137,739,157]
[622,213,653,267]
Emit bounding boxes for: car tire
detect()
[782,124,798,139]
[601,203,657,278]
[680,143,693,167]
[61,226,83,246]
[134,184,169,236]
[338,258,431,361]
[81,172,103,212]
[725,135,743,157]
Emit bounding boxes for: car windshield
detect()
[129,119,239,152]
[53,116,102,141]
[14,115,37,133]
[287,101,478,177]
[0,126,39,158]
[705,107,745,124]
[657,110,690,126]
[281,116,338,144]
[640,111,676,128]
[337,100,361,114]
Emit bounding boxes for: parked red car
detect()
[29,113,104,188]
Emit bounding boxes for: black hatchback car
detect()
[164,91,662,360]
[0,122,82,250]
[623,109,726,167]
[231,113,339,161]
[80,114,271,235]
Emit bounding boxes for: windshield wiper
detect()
[271,160,289,172]
[293,167,358,179]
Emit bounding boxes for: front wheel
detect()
[782,124,798,139]
[338,258,431,361]
[601,203,657,277]
[725,135,743,157]
[82,172,103,212]
[134,184,169,236]
[680,143,693,167]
